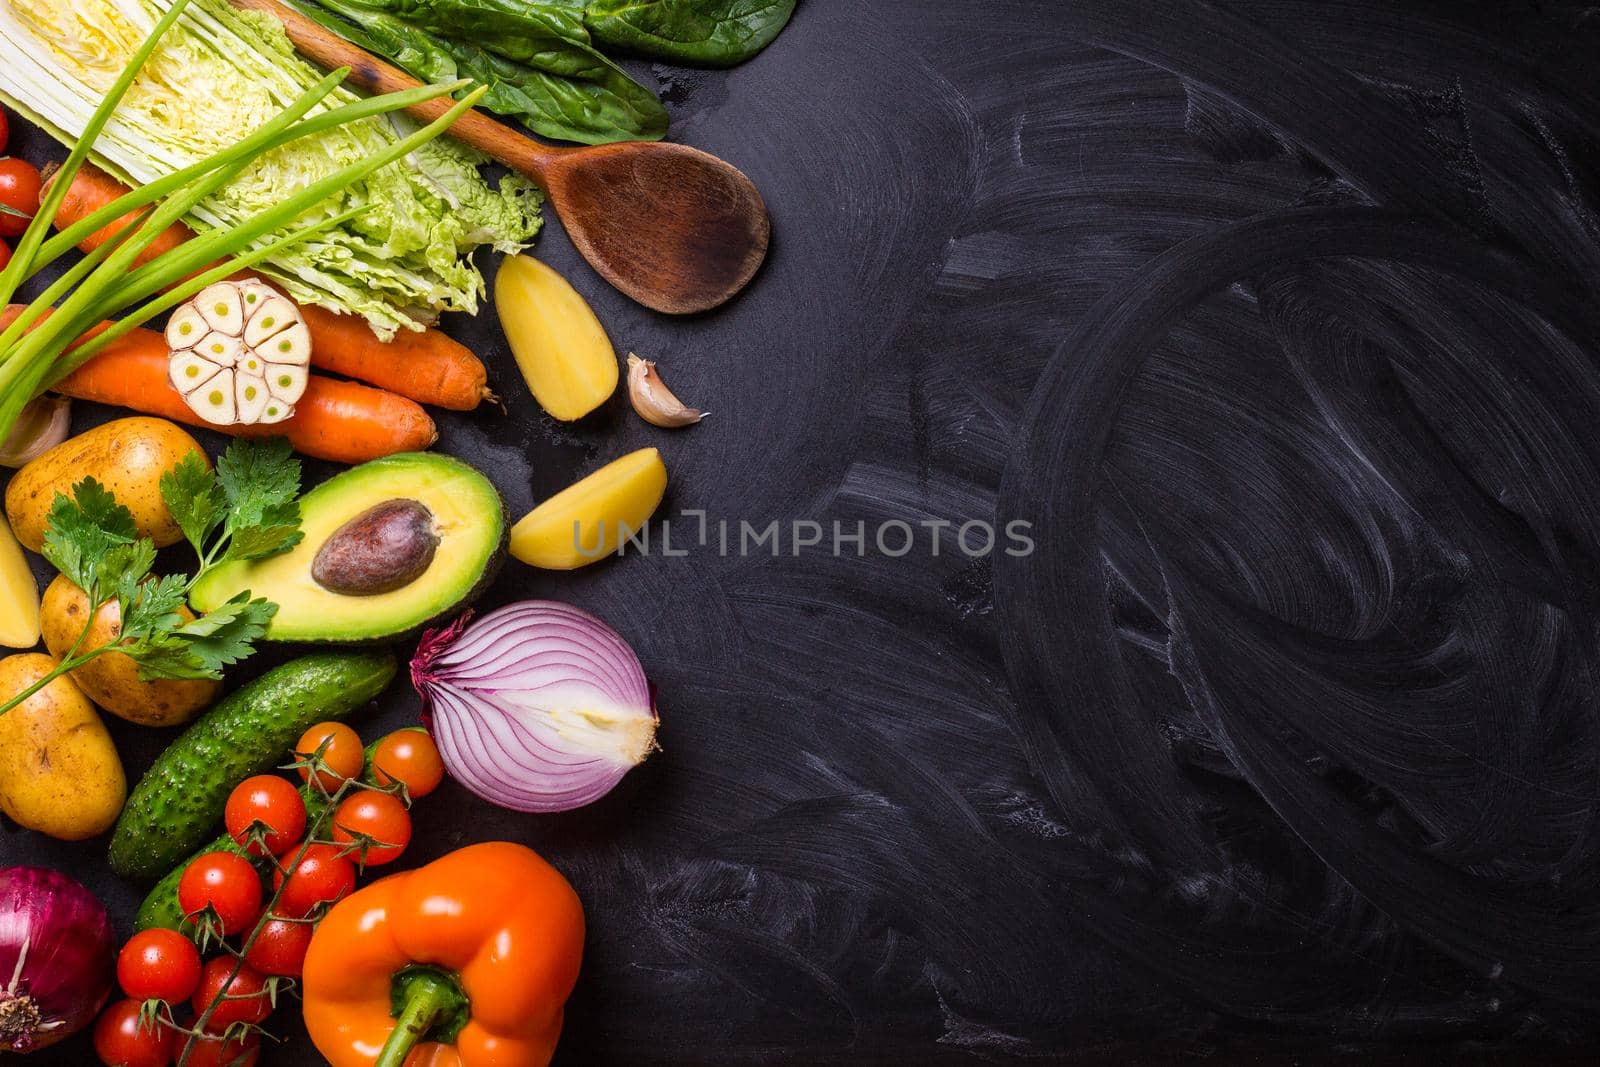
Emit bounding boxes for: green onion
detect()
[0,0,196,307]
[58,206,369,376]
[0,83,489,438]
[27,75,470,284]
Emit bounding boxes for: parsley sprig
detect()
[0,438,304,718]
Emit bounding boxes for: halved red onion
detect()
[411,601,659,812]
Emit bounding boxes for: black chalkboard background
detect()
[10,0,1600,1063]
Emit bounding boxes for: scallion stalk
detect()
[0,86,489,439]
[0,0,195,306]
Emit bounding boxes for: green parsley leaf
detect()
[119,573,191,641]
[213,438,303,567]
[41,479,142,598]
[125,593,278,680]
[160,452,226,557]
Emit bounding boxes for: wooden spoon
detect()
[230,0,770,315]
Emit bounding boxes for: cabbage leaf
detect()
[0,0,542,337]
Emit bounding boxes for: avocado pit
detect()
[312,499,440,596]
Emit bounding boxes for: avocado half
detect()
[191,452,504,643]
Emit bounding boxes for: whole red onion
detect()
[0,867,115,1053]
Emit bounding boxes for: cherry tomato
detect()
[93,998,175,1067]
[295,722,363,792]
[0,241,10,271]
[177,851,262,936]
[116,928,202,1004]
[331,790,412,866]
[180,1031,260,1067]
[192,957,273,1031]
[0,109,9,156]
[242,914,314,978]
[372,729,445,798]
[224,775,307,857]
[272,842,356,918]
[0,158,41,239]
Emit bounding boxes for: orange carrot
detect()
[295,303,492,411]
[44,162,192,268]
[45,164,494,410]
[0,307,439,464]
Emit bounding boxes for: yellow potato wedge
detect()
[0,514,39,649]
[511,448,667,570]
[496,254,619,421]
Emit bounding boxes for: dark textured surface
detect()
[9,0,1600,1062]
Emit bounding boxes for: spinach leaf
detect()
[582,0,796,67]
[286,0,667,144]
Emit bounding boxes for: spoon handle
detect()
[227,0,563,183]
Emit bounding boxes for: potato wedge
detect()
[510,448,667,570]
[496,254,619,421]
[0,514,39,649]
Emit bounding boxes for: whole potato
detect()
[40,575,220,727]
[0,653,126,840]
[4,417,206,552]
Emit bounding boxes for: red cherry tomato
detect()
[242,914,314,978]
[331,790,412,866]
[295,722,363,793]
[93,998,175,1067]
[225,775,307,857]
[180,1031,260,1067]
[272,842,356,918]
[0,109,9,156]
[371,729,445,798]
[0,157,41,239]
[0,241,10,271]
[177,851,263,936]
[116,928,202,1004]
[191,957,273,1031]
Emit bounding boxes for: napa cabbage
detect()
[0,0,541,337]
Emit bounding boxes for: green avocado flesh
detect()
[190,452,504,643]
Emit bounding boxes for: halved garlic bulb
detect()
[167,281,311,425]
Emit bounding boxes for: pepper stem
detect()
[375,966,470,1067]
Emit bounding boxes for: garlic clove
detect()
[626,353,705,428]
[257,399,293,425]
[236,350,265,378]
[194,331,242,368]
[262,322,311,367]
[236,373,270,424]
[238,280,275,314]
[169,351,221,394]
[189,368,238,425]
[197,283,243,335]
[166,305,209,350]
[244,296,299,347]
[265,363,308,402]
[0,395,71,468]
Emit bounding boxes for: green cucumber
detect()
[110,650,397,880]
[134,727,429,934]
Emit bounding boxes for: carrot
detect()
[295,303,492,411]
[0,307,439,464]
[45,164,493,410]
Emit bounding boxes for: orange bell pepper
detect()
[301,842,585,1067]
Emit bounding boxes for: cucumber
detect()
[109,650,397,880]
[134,727,428,934]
